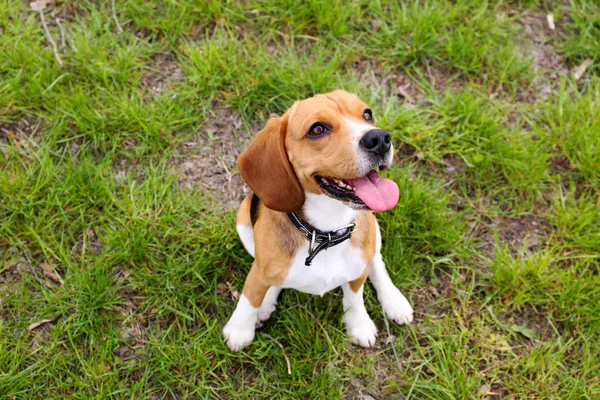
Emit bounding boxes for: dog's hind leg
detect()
[236,194,255,257]
[223,264,270,352]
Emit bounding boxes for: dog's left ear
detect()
[237,113,305,212]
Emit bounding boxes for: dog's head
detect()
[238,90,399,212]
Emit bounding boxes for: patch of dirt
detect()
[113,266,150,365]
[421,64,467,96]
[349,59,466,106]
[521,14,565,72]
[45,1,87,22]
[0,118,43,157]
[115,303,148,362]
[441,154,468,174]
[518,13,569,103]
[172,107,252,208]
[0,263,22,317]
[28,320,55,350]
[549,154,574,175]
[411,271,455,324]
[71,228,106,258]
[395,141,416,157]
[0,251,57,322]
[504,307,554,344]
[548,152,591,199]
[548,152,585,195]
[480,214,549,256]
[349,59,424,105]
[481,382,506,399]
[142,54,184,99]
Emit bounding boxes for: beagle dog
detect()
[223,90,414,352]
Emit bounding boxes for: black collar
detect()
[286,212,356,266]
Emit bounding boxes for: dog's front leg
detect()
[223,264,270,352]
[369,252,413,325]
[342,272,378,348]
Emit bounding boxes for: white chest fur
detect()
[281,193,366,296]
[282,240,366,295]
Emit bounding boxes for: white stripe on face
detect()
[343,117,377,142]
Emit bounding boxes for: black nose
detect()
[359,129,391,157]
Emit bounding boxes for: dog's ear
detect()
[237,114,305,212]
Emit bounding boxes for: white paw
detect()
[223,323,255,352]
[345,314,378,348]
[257,303,276,323]
[379,287,414,325]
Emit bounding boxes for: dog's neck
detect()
[298,193,360,232]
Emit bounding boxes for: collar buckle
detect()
[332,222,356,235]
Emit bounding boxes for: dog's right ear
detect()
[237,114,305,212]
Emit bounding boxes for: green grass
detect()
[557,0,600,75]
[1,0,599,398]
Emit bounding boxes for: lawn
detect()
[1,0,599,398]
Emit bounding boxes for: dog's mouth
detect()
[315,168,399,212]
[315,175,366,209]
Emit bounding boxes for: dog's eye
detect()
[307,123,330,138]
[312,125,325,135]
[363,109,373,122]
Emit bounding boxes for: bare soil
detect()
[476,214,549,257]
[142,53,185,99]
[518,13,570,103]
[172,106,252,208]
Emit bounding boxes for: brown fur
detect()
[352,212,378,265]
[348,212,378,292]
[252,207,303,285]
[237,114,305,212]
[242,263,271,308]
[236,194,252,227]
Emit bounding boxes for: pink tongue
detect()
[349,171,399,212]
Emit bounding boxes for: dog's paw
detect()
[345,314,378,348]
[257,302,276,324]
[379,287,413,325]
[223,323,255,352]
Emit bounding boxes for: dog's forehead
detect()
[290,91,369,122]
[323,90,367,109]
